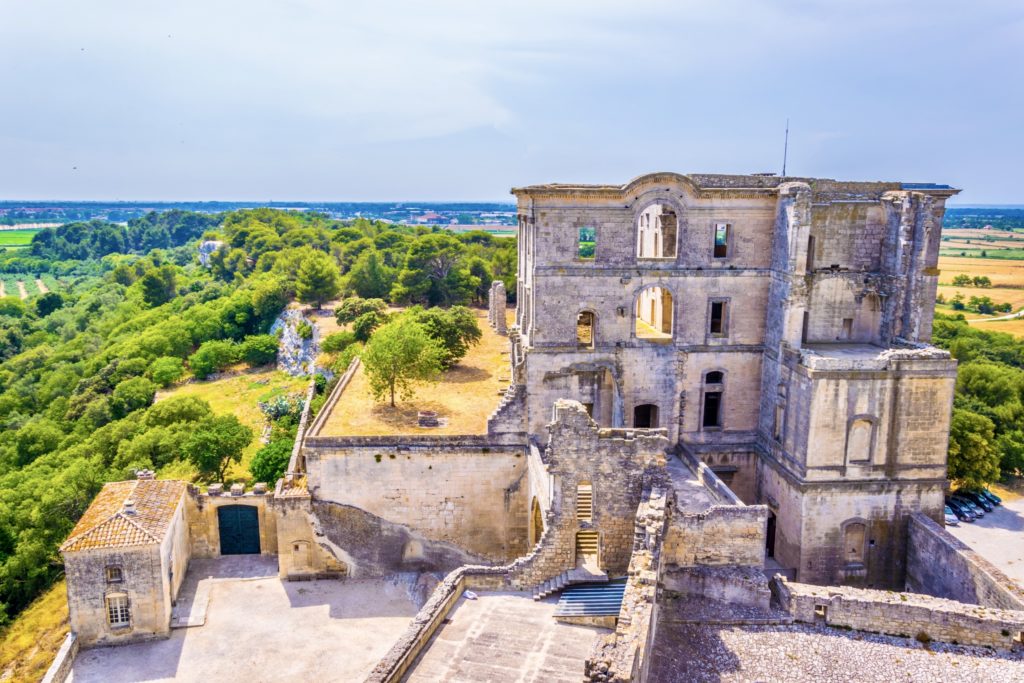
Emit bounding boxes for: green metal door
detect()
[218,505,261,555]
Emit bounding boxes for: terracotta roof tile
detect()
[61,479,187,553]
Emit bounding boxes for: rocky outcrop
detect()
[270,309,320,376]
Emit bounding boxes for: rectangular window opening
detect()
[578,227,596,260]
[806,235,816,271]
[106,595,131,628]
[801,311,810,344]
[713,223,730,258]
[773,404,785,441]
[710,301,727,335]
[703,391,722,429]
[842,318,853,340]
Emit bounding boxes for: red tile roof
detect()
[60,480,187,553]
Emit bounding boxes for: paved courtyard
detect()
[70,557,419,682]
[947,494,1024,587]
[405,591,609,682]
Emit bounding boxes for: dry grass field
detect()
[317,308,512,436]
[938,255,1024,287]
[155,368,309,481]
[0,581,68,683]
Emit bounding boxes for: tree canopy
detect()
[360,317,443,406]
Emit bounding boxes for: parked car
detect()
[980,489,1002,506]
[958,491,994,512]
[952,494,985,517]
[944,505,960,527]
[946,498,976,522]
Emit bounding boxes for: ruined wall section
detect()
[304,439,529,563]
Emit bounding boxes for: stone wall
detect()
[773,576,1024,649]
[662,565,770,609]
[270,484,348,580]
[906,512,1024,611]
[663,504,767,569]
[41,633,78,683]
[187,489,277,559]
[304,441,529,562]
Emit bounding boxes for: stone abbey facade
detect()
[511,172,960,588]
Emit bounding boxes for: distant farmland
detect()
[0,229,39,250]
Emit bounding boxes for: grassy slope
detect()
[0,581,69,683]
[155,367,308,482]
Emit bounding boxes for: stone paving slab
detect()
[405,591,610,682]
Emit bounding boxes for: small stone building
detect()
[60,477,190,647]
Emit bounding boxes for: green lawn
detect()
[941,248,1024,260]
[154,368,309,483]
[0,229,39,250]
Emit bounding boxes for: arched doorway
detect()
[529,498,544,547]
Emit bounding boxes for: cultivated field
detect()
[317,308,512,436]
[936,253,1024,335]
[938,255,1024,287]
[155,368,309,481]
[0,228,39,251]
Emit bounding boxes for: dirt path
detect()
[35,278,48,294]
[16,281,27,300]
[0,281,5,298]
[966,308,1024,323]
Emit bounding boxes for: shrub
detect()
[352,311,384,342]
[321,330,357,354]
[188,339,239,379]
[148,356,185,387]
[296,320,313,340]
[240,334,278,366]
[249,439,294,484]
[335,297,387,324]
[110,377,158,418]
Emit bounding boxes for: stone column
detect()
[491,280,507,334]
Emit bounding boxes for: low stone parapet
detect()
[41,632,78,683]
[772,576,1024,649]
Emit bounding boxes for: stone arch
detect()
[633,403,659,428]
[845,415,877,464]
[634,284,674,339]
[529,497,544,547]
[576,309,596,347]
[634,200,681,259]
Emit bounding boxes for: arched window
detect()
[845,417,875,463]
[636,204,677,259]
[530,498,544,546]
[577,311,595,347]
[702,371,724,429]
[635,286,673,339]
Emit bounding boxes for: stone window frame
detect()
[840,517,869,568]
[706,297,731,339]
[700,369,726,431]
[711,220,734,260]
[844,414,878,465]
[632,197,685,263]
[631,402,660,429]
[105,591,132,630]
[631,282,677,342]
[104,565,124,584]
[576,225,597,261]
[576,309,597,349]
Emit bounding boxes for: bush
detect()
[249,439,294,484]
[407,305,482,368]
[258,393,304,421]
[322,330,357,354]
[148,356,185,387]
[240,334,278,366]
[296,320,313,340]
[353,311,384,342]
[188,339,239,379]
[335,297,387,324]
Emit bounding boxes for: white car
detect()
[944,505,960,527]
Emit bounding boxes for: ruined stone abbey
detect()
[60,173,1024,682]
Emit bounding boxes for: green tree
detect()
[391,234,477,306]
[0,296,26,318]
[973,275,992,288]
[110,377,158,418]
[467,256,493,306]
[347,249,392,299]
[295,251,340,309]
[15,419,63,466]
[951,274,972,286]
[138,265,177,307]
[322,330,357,354]
[148,356,185,387]
[360,318,443,406]
[188,340,239,379]
[334,296,387,324]
[240,334,278,366]
[145,395,213,427]
[352,310,385,342]
[407,306,482,368]
[34,292,64,317]
[182,415,253,482]
[947,408,1001,490]
[249,439,293,484]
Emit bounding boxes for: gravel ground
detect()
[649,622,1024,682]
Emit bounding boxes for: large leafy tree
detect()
[138,264,177,307]
[391,233,478,306]
[182,415,253,482]
[947,408,1001,490]
[295,251,341,309]
[360,318,443,406]
[407,306,482,368]
[347,248,392,299]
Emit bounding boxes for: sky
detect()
[1,0,1023,204]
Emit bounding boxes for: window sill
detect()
[109,624,132,631]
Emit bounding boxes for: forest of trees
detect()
[0,208,516,626]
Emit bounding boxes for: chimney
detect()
[123,499,136,515]
[136,469,154,481]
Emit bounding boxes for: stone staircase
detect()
[532,563,608,600]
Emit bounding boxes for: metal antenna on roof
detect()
[782,118,790,177]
